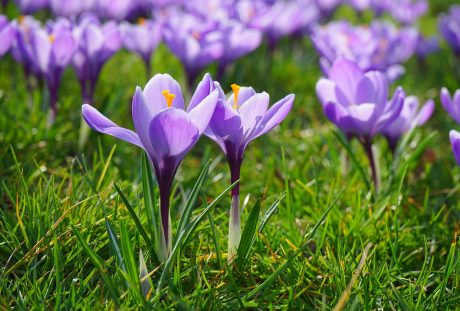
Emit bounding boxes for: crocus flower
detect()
[163,12,223,87]
[82,73,219,260]
[381,94,434,152]
[29,19,75,121]
[11,15,41,79]
[72,15,121,106]
[15,0,49,14]
[0,15,15,57]
[450,130,460,166]
[441,87,460,124]
[394,0,428,25]
[415,35,439,59]
[316,59,404,189]
[439,5,460,57]
[311,20,418,81]
[49,0,95,18]
[119,18,162,78]
[205,81,294,260]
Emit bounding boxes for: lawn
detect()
[1,1,459,309]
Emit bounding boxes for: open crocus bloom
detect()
[382,94,434,152]
[82,73,219,260]
[205,81,294,260]
[439,5,460,56]
[450,130,460,166]
[441,87,460,124]
[0,15,15,57]
[316,58,404,140]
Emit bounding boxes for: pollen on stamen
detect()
[137,17,146,25]
[48,34,56,43]
[18,15,25,24]
[162,90,176,108]
[231,83,241,110]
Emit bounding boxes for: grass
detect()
[1,1,460,309]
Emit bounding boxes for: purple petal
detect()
[238,92,269,140]
[132,86,157,157]
[316,78,337,105]
[450,130,460,166]
[188,73,214,112]
[31,29,51,73]
[143,73,185,113]
[416,99,434,126]
[188,89,218,134]
[255,93,294,138]
[208,100,243,147]
[149,108,199,158]
[82,104,143,149]
[356,71,388,107]
[324,101,355,133]
[328,58,363,104]
[52,31,76,68]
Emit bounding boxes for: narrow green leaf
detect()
[177,161,211,235]
[96,145,116,191]
[142,153,159,257]
[72,225,120,304]
[114,183,159,264]
[105,219,126,274]
[258,193,285,233]
[139,249,153,299]
[236,199,261,268]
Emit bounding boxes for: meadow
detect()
[1,0,460,309]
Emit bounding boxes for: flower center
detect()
[231,83,240,110]
[48,34,56,44]
[162,90,176,108]
[137,17,146,26]
[192,31,201,40]
[18,15,25,24]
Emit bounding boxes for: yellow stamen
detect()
[231,83,240,110]
[162,90,176,108]
[137,17,146,25]
[48,34,56,43]
[18,15,25,24]
[192,31,201,40]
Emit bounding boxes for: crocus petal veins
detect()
[162,90,176,108]
[231,83,241,110]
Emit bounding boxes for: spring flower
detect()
[163,12,223,87]
[72,15,121,106]
[82,73,219,260]
[119,18,162,78]
[450,130,460,166]
[311,20,418,81]
[205,81,294,261]
[388,0,428,25]
[381,94,434,152]
[439,5,460,57]
[49,0,95,18]
[440,88,460,123]
[316,59,404,189]
[16,0,49,14]
[29,20,76,121]
[415,35,439,59]
[0,15,15,57]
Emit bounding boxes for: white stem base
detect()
[228,195,241,263]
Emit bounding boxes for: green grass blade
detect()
[258,193,285,233]
[236,199,261,269]
[243,188,344,300]
[177,160,211,235]
[71,225,120,304]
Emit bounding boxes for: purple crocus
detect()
[72,15,121,106]
[381,94,434,152]
[49,0,95,18]
[163,12,223,88]
[450,130,460,166]
[15,0,49,14]
[205,82,294,260]
[119,18,162,78]
[82,73,218,260]
[439,5,460,57]
[29,19,75,121]
[311,20,418,81]
[415,35,439,59]
[441,88,460,124]
[316,59,404,189]
[0,15,15,57]
[388,0,428,25]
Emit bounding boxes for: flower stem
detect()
[362,139,379,192]
[159,184,172,261]
[228,194,240,262]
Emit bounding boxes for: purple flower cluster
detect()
[316,59,434,188]
[312,20,419,81]
[439,5,460,57]
[82,72,294,260]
